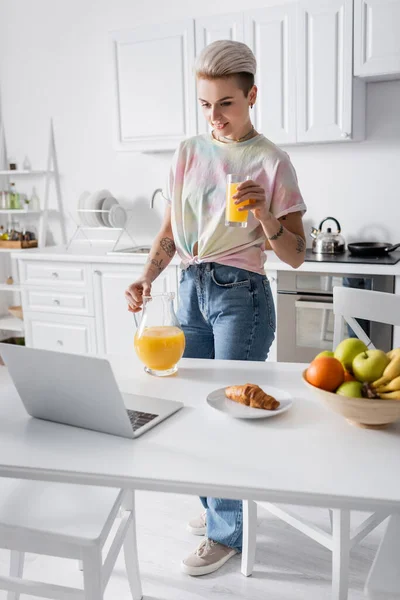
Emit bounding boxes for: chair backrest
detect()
[333,286,400,348]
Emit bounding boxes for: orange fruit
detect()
[343,370,356,382]
[306,357,345,392]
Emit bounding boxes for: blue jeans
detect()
[177,263,276,551]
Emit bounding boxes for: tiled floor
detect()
[0,490,384,599]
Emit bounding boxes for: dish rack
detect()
[66,207,137,252]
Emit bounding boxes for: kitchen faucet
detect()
[150,188,163,209]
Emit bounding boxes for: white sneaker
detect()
[187,510,206,536]
[181,538,238,576]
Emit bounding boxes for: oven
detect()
[276,271,394,363]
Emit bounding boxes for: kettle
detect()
[311,217,345,254]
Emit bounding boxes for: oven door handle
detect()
[295,298,333,310]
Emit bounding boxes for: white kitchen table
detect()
[0,355,399,597]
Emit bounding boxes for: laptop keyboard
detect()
[126,409,158,432]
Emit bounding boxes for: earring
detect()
[250,104,253,109]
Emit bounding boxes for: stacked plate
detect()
[78,190,127,229]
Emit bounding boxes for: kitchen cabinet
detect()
[92,264,178,356]
[111,2,367,151]
[245,5,298,145]
[195,13,245,135]
[297,0,365,143]
[354,0,400,80]
[14,251,400,362]
[239,1,365,145]
[19,259,96,354]
[111,20,197,152]
[24,312,96,355]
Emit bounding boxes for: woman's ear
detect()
[249,85,258,108]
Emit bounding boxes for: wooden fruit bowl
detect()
[302,370,400,429]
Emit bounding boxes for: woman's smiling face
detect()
[197,76,257,139]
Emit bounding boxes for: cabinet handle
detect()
[94,270,101,276]
[267,276,276,283]
[52,272,59,279]
[53,299,60,306]
[341,132,350,139]
[57,340,63,346]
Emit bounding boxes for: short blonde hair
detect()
[195,40,256,96]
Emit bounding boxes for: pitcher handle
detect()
[133,312,139,328]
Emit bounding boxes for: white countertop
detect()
[11,245,400,276]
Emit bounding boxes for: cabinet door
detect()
[93,264,178,356]
[24,312,96,355]
[297,0,354,142]
[244,5,297,145]
[195,14,245,135]
[111,20,196,152]
[354,0,400,79]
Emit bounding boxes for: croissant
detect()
[225,384,280,410]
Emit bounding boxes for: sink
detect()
[108,246,151,255]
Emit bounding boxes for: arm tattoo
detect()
[268,223,284,241]
[295,235,306,254]
[147,257,164,274]
[160,237,176,258]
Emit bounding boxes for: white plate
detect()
[84,189,112,227]
[109,204,127,229]
[206,386,293,419]
[77,191,91,226]
[100,197,118,227]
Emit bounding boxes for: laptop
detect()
[0,343,183,439]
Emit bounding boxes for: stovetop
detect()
[305,248,400,265]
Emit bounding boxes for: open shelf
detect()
[0,284,21,292]
[0,315,24,332]
[0,248,32,253]
[0,170,50,176]
[0,209,42,214]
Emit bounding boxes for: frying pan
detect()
[348,242,400,257]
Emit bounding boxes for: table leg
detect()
[365,514,400,599]
[123,490,143,600]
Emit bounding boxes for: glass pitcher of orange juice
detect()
[134,292,185,376]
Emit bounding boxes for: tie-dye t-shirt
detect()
[163,133,306,275]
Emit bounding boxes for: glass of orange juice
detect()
[134,292,185,376]
[225,174,251,228]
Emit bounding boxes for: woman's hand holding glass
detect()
[125,277,152,313]
[232,179,271,223]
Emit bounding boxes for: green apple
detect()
[336,381,363,398]
[314,350,334,360]
[334,338,368,372]
[352,350,390,383]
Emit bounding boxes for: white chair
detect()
[0,478,142,600]
[242,286,400,600]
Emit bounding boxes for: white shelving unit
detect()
[0,119,67,339]
[0,315,24,333]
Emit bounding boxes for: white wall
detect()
[0,0,399,249]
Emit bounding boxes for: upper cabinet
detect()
[245,5,297,145]
[354,0,400,80]
[111,2,372,151]
[297,0,364,142]
[195,14,245,135]
[111,20,197,152]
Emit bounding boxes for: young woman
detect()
[125,40,307,576]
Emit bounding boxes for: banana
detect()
[372,355,400,388]
[378,391,400,400]
[387,348,400,360]
[375,375,400,393]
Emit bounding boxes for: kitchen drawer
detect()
[19,261,90,287]
[22,287,93,316]
[24,312,96,355]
